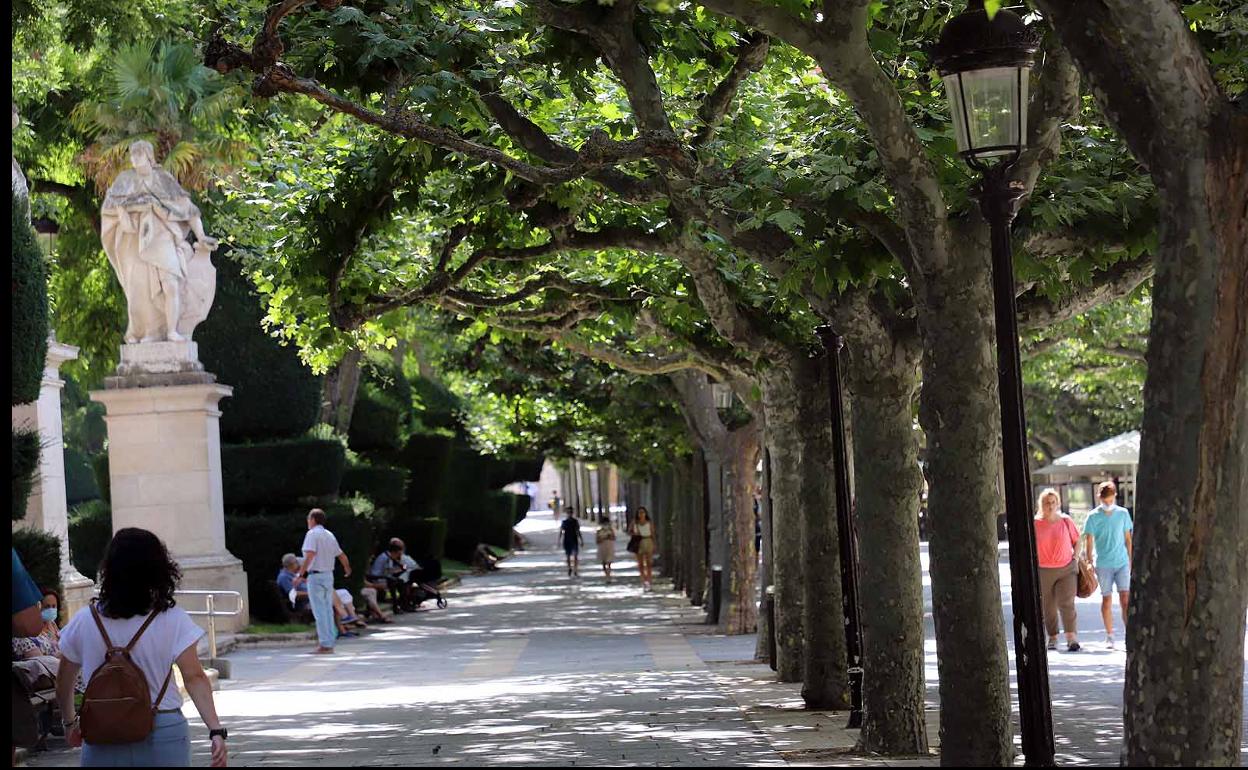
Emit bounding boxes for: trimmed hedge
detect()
[396,433,454,516]
[347,384,407,452]
[340,464,409,507]
[444,491,523,560]
[221,437,346,506]
[65,447,101,505]
[410,376,458,430]
[13,430,41,520]
[92,452,111,503]
[13,527,63,594]
[386,516,447,561]
[196,257,322,442]
[68,500,112,581]
[12,191,49,407]
[224,496,381,623]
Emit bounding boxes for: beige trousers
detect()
[1038,560,1079,637]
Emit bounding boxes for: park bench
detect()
[11,658,60,751]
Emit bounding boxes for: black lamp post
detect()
[815,326,864,729]
[932,2,1055,766]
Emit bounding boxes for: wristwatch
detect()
[209,728,228,740]
[62,715,80,729]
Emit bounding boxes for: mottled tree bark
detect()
[719,427,760,634]
[319,348,363,433]
[916,224,1013,766]
[755,443,776,664]
[842,298,929,755]
[794,354,850,709]
[761,368,807,684]
[687,448,708,606]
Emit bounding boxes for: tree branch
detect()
[1017,253,1153,330]
[1012,34,1081,197]
[692,32,771,148]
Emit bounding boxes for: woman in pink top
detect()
[1033,488,1081,652]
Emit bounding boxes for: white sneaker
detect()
[1106,634,1116,649]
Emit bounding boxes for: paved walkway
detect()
[24,515,1248,767]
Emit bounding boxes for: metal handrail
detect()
[173,590,244,661]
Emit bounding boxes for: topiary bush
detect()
[397,433,454,516]
[347,383,407,452]
[12,191,49,407]
[92,452,111,502]
[64,447,101,506]
[13,430,41,520]
[443,491,522,560]
[13,527,63,594]
[410,376,459,431]
[340,464,409,507]
[68,500,113,581]
[221,437,346,506]
[386,516,448,561]
[196,257,322,442]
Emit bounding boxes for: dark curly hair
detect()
[97,528,181,618]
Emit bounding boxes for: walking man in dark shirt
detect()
[560,507,584,577]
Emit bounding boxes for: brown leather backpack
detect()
[79,601,174,745]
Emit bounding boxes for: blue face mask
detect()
[41,608,58,623]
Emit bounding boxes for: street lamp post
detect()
[815,326,864,729]
[932,2,1054,766]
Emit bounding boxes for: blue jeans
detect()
[82,711,191,767]
[306,571,337,648]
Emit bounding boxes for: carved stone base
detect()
[107,341,216,389]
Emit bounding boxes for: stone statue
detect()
[13,103,29,199]
[101,140,218,344]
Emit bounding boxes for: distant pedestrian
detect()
[56,528,228,767]
[595,515,616,583]
[560,507,583,577]
[1033,489,1081,652]
[1083,482,1133,649]
[630,507,657,591]
[295,509,353,654]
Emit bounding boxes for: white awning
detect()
[1035,430,1140,477]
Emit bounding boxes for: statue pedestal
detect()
[12,339,96,619]
[90,377,248,633]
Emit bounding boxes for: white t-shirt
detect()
[300,525,342,573]
[60,605,204,711]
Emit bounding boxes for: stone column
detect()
[12,338,95,618]
[90,341,248,633]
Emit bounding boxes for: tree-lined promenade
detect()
[12,0,1246,765]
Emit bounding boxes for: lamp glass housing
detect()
[943,65,1029,159]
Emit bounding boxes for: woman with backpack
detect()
[55,528,228,767]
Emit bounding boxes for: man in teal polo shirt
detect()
[1082,481,1134,649]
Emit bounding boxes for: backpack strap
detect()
[152,665,175,710]
[88,600,118,651]
[124,608,163,653]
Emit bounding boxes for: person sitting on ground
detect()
[471,543,501,573]
[276,553,310,614]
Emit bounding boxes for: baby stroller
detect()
[408,557,448,610]
[386,558,447,612]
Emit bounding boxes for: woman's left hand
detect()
[66,723,83,748]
